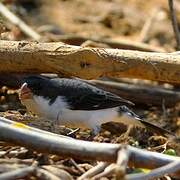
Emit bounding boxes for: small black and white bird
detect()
[19,75,173,136]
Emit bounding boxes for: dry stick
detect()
[0,3,41,41]
[92,164,116,180]
[0,41,179,83]
[87,79,180,107]
[69,158,85,174]
[0,118,179,170]
[127,160,180,180]
[37,168,60,180]
[0,158,34,165]
[139,8,159,42]
[52,34,165,52]
[115,146,129,179]
[92,146,129,180]
[78,162,109,180]
[0,166,36,180]
[168,0,180,50]
[42,166,73,180]
[0,164,28,173]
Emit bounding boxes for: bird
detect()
[19,75,173,137]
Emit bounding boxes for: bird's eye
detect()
[27,82,41,91]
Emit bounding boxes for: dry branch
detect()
[91,147,129,180]
[42,166,73,180]
[37,168,61,180]
[0,116,179,171]
[53,34,165,52]
[87,80,180,107]
[0,3,41,41]
[0,41,179,83]
[127,160,180,180]
[0,166,36,180]
[78,162,109,180]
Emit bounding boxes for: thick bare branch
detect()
[0,41,179,83]
[0,116,179,171]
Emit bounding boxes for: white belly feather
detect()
[21,95,119,129]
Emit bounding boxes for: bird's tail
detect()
[116,106,175,138]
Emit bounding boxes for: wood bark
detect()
[0,40,179,83]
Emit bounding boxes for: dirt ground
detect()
[0,0,179,179]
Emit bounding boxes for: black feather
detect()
[22,75,134,110]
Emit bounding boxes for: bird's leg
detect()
[50,118,59,133]
[50,120,59,133]
[50,110,62,133]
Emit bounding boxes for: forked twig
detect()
[92,146,129,179]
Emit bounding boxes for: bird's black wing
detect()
[51,78,134,110]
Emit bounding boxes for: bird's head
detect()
[19,76,50,100]
[22,76,48,94]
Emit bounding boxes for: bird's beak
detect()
[19,83,33,100]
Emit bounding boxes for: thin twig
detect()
[127,160,180,180]
[139,8,159,42]
[92,164,116,180]
[0,2,41,41]
[78,162,109,180]
[168,0,180,49]
[67,128,80,136]
[37,168,60,180]
[70,158,85,174]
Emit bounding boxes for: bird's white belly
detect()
[60,108,119,128]
[22,95,119,129]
